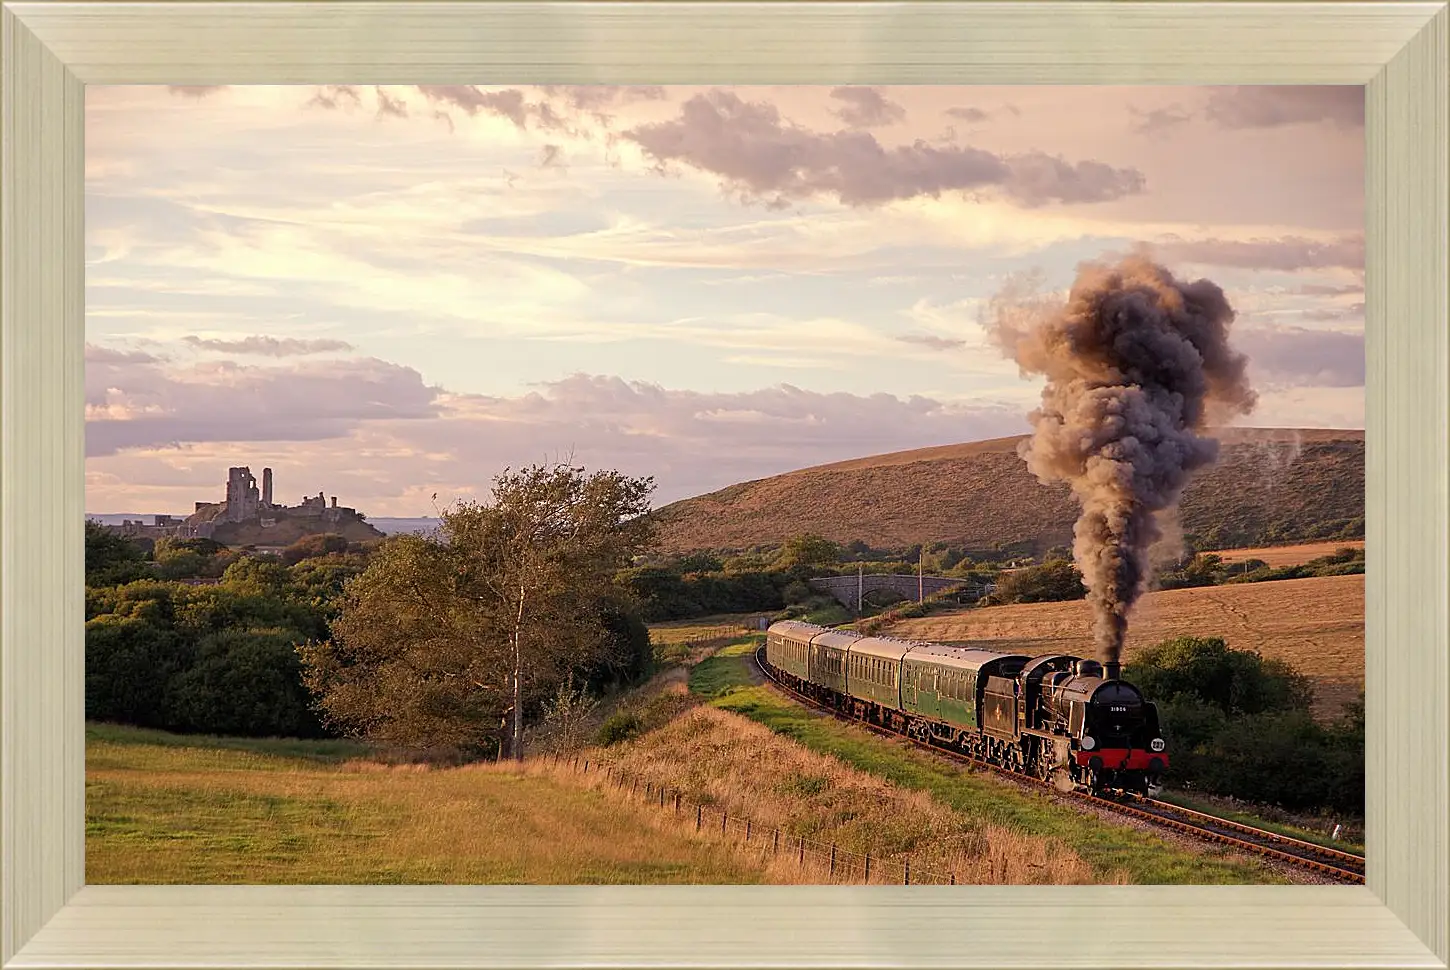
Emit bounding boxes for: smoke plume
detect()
[989,255,1258,669]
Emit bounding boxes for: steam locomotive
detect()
[764,620,1169,794]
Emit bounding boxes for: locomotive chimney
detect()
[1103,660,1121,681]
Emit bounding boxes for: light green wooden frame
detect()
[2,2,1445,967]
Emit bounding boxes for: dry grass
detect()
[86,735,769,885]
[652,429,1362,555]
[884,574,1364,720]
[1206,540,1365,568]
[535,700,1114,886]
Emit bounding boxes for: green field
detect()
[85,723,765,884]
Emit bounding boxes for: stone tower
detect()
[262,467,273,508]
[224,466,261,523]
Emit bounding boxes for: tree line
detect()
[86,463,655,760]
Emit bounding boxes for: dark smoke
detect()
[989,255,1258,670]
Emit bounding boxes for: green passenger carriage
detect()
[843,636,913,710]
[765,619,818,682]
[809,628,862,695]
[900,644,1029,734]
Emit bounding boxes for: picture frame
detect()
[2,1,1445,967]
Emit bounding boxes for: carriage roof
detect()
[846,635,918,662]
[902,643,1029,673]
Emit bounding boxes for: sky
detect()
[85,84,1365,517]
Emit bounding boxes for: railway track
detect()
[751,645,1365,884]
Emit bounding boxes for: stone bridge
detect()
[807,573,988,612]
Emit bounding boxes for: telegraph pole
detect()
[857,563,864,614]
[918,546,924,603]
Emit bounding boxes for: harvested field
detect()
[884,574,1364,721]
[1207,540,1364,568]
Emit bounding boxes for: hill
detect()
[651,428,1363,555]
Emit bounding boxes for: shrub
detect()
[165,627,326,738]
[597,711,643,746]
[1124,635,1314,717]
[981,559,1086,605]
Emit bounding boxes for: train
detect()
[764,619,1169,795]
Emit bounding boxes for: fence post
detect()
[773,830,780,854]
[696,805,702,831]
[659,787,665,808]
[950,871,955,886]
[799,836,805,866]
[746,820,751,842]
[722,811,728,834]
[864,854,871,884]
[904,860,910,886]
[674,793,681,814]
[830,845,836,878]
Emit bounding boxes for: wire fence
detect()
[536,751,960,886]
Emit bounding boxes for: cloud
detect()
[1205,86,1363,130]
[1296,283,1365,297]
[83,347,1028,507]
[411,374,1029,504]
[620,90,1145,209]
[1130,103,1194,136]
[945,106,990,124]
[830,87,906,128]
[898,335,967,351]
[375,86,409,119]
[182,335,355,357]
[308,85,363,111]
[167,86,227,99]
[1154,233,1364,271]
[944,104,1018,124]
[84,349,442,457]
[539,144,566,169]
[416,86,526,125]
[537,85,668,112]
[1238,325,1364,387]
[85,344,161,365]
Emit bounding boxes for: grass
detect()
[884,573,1364,721]
[86,724,767,884]
[86,722,371,764]
[687,641,1288,884]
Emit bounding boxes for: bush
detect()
[1124,635,1314,717]
[597,711,643,746]
[981,558,1085,605]
[165,627,326,738]
[1127,637,1360,816]
[282,533,351,566]
[85,615,192,728]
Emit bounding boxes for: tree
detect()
[85,521,151,586]
[299,463,655,759]
[283,532,350,566]
[777,533,841,569]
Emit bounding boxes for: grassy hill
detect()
[652,428,1363,555]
